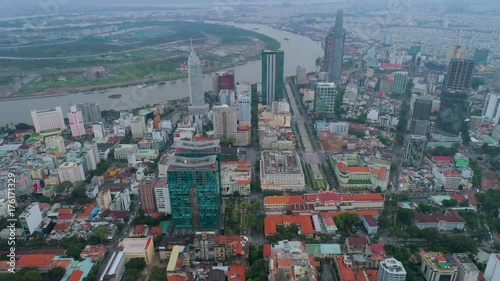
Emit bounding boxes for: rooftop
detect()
[262,151,301,174]
[381,258,406,274]
[167,155,217,171]
[119,238,152,251]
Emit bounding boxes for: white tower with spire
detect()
[188,40,209,114]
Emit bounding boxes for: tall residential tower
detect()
[262,50,284,105]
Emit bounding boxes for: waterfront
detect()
[0,22,322,124]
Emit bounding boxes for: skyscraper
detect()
[237,92,251,123]
[68,106,86,138]
[482,93,500,124]
[314,82,337,118]
[262,50,284,105]
[188,42,209,114]
[392,72,409,96]
[378,258,407,281]
[442,58,475,92]
[75,102,101,124]
[139,175,157,214]
[31,106,66,133]
[167,154,221,233]
[212,105,238,140]
[404,135,427,168]
[325,10,346,84]
[474,48,490,65]
[213,71,235,95]
[410,97,432,136]
[437,90,470,136]
[296,65,307,85]
[437,58,475,136]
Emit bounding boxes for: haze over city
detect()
[0,1,499,281]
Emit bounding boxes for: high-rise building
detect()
[410,97,433,136]
[453,253,479,281]
[442,59,475,92]
[325,10,346,84]
[19,203,43,235]
[75,102,101,124]
[437,90,469,136]
[45,135,66,154]
[404,135,427,168]
[188,43,209,114]
[219,89,235,106]
[420,252,457,281]
[154,179,171,215]
[67,106,86,138]
[484,253,500,281]
[31,106,65,133]
[296,65,307,85]
[96,188,112,211]
[213,71,235,95]
[314,82,337,117]
[131,116,146,139]
[262,50,284,105]
[383,33,393,47]
[167,154,221,233]
[139,175,157,214]
[378,258,407,281]
[392,72,409,96]
[213,105,238,140]
[92,123,105,140]
[58,162,84,183]
[237,92,251,123]
[482,93,500,124]
[474,48,490,65]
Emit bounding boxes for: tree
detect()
[15,123,33,130]
[18,268,42,281]
[46,267,66,281]
[149,267,167,281]
[442,199,458,207]
[23,134,31,142]
[126,258,146,271]
[375,186,382,193]
[66,244,83,260]
[92,226,108,244]
[396,208,414,225]
[55,181,73,194]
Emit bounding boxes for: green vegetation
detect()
[428,146,459,157]
[347,179,372,185]
[469,160,482,187]
[333,213,360,230]
[5,21,280,95]
[477,189,500,233]
[224,198,263,236]
[149,267,167,281]
[123,258,146,281]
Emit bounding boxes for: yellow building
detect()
[96,189,112,210]
[119,238,155,264]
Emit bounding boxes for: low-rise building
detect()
[260,151,305,191]
[135,149,159,160]
[19,203,43,235]
[412,209,465,231]
[114,144,138,160]
[420,252,457,281]
[453,253,479,281]
[432,167,462,190]
[345,236,370,255]
[96,188,112,211]
[221,161,252,196]
[118,238,155,264]
[361,215,378,235]
[331,153,389,191]
[99,251,126,281]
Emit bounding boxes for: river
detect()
[0,22,322,124]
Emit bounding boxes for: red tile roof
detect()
[168,276,187,281]
[321,210,380,218]
[67,270,84,281]
[53,223,71,231]
[337,256,355,281]
[370,244,386,256]
[50,259,72,270]
[263,244,272,258]
[264,195,305,205]
[58,208,73,215]
[433,156,452,163]
[149,226,162,236]
[468,193,478,206]
[264,215,313,235]
[133,224,147,235]
[17,255,54,267]
[347,236,370,246]
[451,194,466,202]
[363,215,377,227]
[318,190,341,203]
[228,264,246,281]
[352,194,384,201]
[412,209,464,223]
